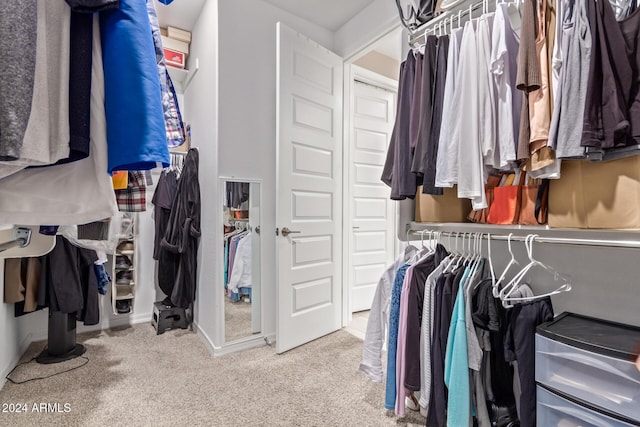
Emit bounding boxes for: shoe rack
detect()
[111,214,136,315]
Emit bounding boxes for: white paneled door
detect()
[275,23,343,353]
[349,78,396,312]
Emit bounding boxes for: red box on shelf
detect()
[163,48,185,69]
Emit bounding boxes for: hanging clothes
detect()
[158,148,201,309]
[100,0,169,172]
[491,2,522,170]
[0,1,37,161]
[384,263,412,410]
[226,182,250,209]
[152,169,178,260]
[115,171,148,213]
[227,232,253,294]
[0,14,118,226]
[65,0,119,12]
[147,0,185,148]
[411,37,437,182]
[555,0,591,158]
[0,0,71,179]
[504,295,554,427]
[435,27,464,188]
[421,35,449,195]
[360,246,418,383]
[385,51,418,200]
[36,236,100,326]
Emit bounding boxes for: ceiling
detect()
[154,0,376,33]
[262,0,376,31]
[154,0,401,60]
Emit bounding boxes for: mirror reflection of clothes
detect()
[227,232,252,294]
[225,182,250,209]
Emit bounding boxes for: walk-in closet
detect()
[0,0,639,425]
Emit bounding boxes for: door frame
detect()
[341,64,399,327]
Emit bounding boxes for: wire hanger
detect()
[492,233,519,297]
[487,233,497,290]
[500,234,572,308]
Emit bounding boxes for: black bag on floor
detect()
[395,0,435,30]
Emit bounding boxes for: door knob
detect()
[255,226,260,235]
[281,227,301,237]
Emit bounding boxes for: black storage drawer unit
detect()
[536,312,640,426]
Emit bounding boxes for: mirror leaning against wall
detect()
[222,179,261,343]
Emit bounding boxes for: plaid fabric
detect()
[115,171,146,212]
[147,0,185,148]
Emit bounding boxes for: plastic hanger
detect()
[487,233,497,291]
[500,235,572,307]
[492,233,519,297]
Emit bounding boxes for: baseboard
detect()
[213,335,267,356]
[0,332,33,390]
[192,321,221,356]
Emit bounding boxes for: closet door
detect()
[348,77,397,312]
[276,22,343,353]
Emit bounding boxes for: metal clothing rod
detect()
[408,0,485,46]
[0,227,32,253]
[407,229,640,249]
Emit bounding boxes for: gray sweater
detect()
[0,1,37,160]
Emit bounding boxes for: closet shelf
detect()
[167,58,199,93]
[408,222,640,249]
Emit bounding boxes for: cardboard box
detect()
[415,186,471,223]
[167,26,191,43]
[161,35,189,54]
[548,157,640,229]
[163,48,185,69]
[160,27,168,37]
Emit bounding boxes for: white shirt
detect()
[359,245,418,383]
[228,232,253,293]
[0,15,117,225]
[455,20,487,210]
[491,3,521,169]
[435,27,464,188]
[477,13,499,169]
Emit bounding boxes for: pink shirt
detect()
[395,266,414,417]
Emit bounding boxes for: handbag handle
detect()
[535,179,549,225]
[511,171,527,225]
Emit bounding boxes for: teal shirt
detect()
[444,266,471,427]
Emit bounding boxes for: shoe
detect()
[116,241,134,254]
[115,270,133,285]
[115,255,132,269]
[405,393,419,411]
[116,299,131,314]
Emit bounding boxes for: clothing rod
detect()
[408,0,485,45]
[0,227,32,253]
[407,229,640,249]
[0,238,25,253]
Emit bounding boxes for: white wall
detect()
[0,261,24,388]
[184,0,220,351]
[487,239,640,327]
[216,0,334,340]
[334,0,400,59]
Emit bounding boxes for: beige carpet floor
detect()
[0,324,425,427]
